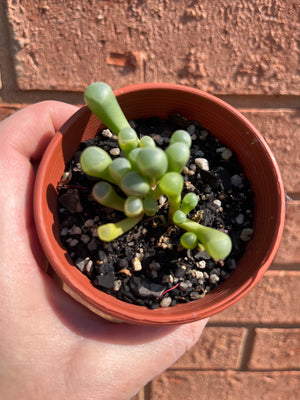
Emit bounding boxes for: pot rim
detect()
[34,82,286,325]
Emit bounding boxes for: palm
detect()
[0,102,206,400]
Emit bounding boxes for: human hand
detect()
[0,101,207,400]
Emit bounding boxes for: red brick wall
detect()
[0,1,299,399]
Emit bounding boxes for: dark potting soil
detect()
[57,114,254,309]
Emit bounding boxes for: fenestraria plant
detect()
[80,82,232,261]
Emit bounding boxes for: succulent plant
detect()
[80,82,232,261]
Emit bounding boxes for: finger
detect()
[0,101,78,161]
[0,102,78,291]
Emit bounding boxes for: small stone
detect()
[102,129,113,138]
[209,274,219,284]
[187,124,196,135]
[68,238,79,247]
[235,214,245,224]
[195,150,204,157]
[190,291,205,300]
[59,189,83,213]
[160,296,172,308]
[132,257,142,271]
[110,147,120,156]
[118,268,132,276]
[159,195,167,205]
[80,234,90,243]
[221,148,233,160]
[228,259,237,270]
[196,260,206,269]
[149,262,161,271]
[113,279,122,291]
[162,274,174,284]
[213,199,222,208]
[179,281,189,291]
[195,158,209,171]
[231,174,243,188]
[87,238,98,251]
[61,227,69,236]
[94,273,115,290]
[84,219,95,228]
[85,259,93,275]
[240,228,254,242]
[75,258,86,272]
[69,225,82,235]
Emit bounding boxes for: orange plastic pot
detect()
[34,83,285,325]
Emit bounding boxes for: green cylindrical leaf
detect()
[143,196,158,216]
[170,130,192,148]
[124,196,144,217]
[173,210,187,225]
[98,215,143,241]
[196,225,232,261]
[166,142,190,173]
[159,172,183,199]
[128,148,141,170]
[80,146,112,180]
[139,135,156,148]
[92,181,125,211]
[118,127,139,156]
[84,82,131,134]
[121,171,150,197]
[108,157,132,185]
[180,192,199,214]
[136,148,168,183]
[180,232,198,249]
[174,216,232,261]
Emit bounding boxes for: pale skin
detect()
[0,101,207,400]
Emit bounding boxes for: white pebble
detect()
[132,257,142,271]
[210,274,220,284]
[197,260,207,269]
[110,147,120,156]
[102,129,113,138]
[213,199,222,208]
[113,280,122,291]
[160,296,172,308]
[240,228,254,242]
[195,158,209,171]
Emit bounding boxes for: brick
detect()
[150,371,300,400]
[6,1,299,94]
[172,327,245,370]
[248,328,300,370]
[241,110,300,193]
[211,270,300,324]
[274,201,300,265]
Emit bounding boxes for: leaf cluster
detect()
[80,82,232,261]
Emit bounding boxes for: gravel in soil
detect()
[57,114,254,309]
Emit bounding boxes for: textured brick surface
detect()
[172,327,245,370]
[211,271,300,324]
[6,0,299,94]
[242,110,300,193]
[274,201,300,265]
[248,328,300,370]
[150,371,300,400]
[1,2,299,400]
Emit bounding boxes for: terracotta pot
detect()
[34,83,285,325]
